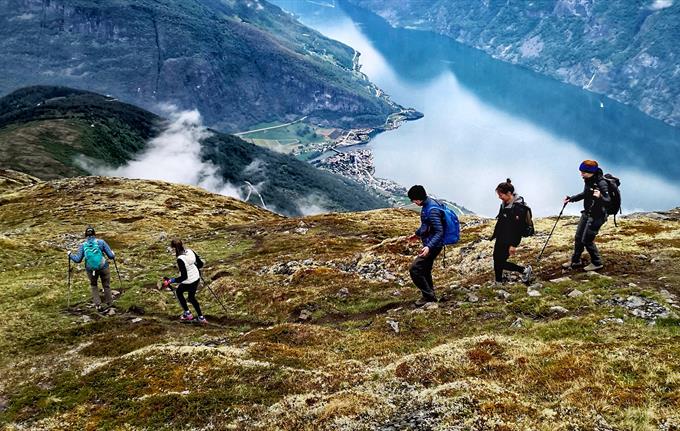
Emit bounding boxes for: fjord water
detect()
[273,0,680,216]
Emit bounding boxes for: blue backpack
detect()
[425,200,461,245]
[83,240,104,270]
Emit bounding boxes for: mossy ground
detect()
[1,173,678,430]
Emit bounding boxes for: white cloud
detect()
[296,194,330,216]
[650,0,673,10]
[91,106,245,200]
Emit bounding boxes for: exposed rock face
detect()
[346,0,680,127]
[0,0,401,131]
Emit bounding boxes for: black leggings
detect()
[176,280,203,316]
[493,241,524,282]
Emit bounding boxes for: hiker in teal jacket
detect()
[68,226,116,311]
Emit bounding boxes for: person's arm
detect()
[569,189,585,202]
[195,253,204,270]
[511,206,524,247]
[100,240,115,259]
[415,219,427,237]
[424,208,444,248]
[69,244,84,263]
[171,258,188,284]
[595,179,611,203]
[490,205,503,240]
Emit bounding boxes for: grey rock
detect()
[298,309,312,321]
[660,289,674,299]
[336,287,350,298]
[423,302,439,310]
[568,289,584,298]
[387,319,400,333]
[527,289,542,297]
[626,295,646,308]
[495,289,511,300]
[599,317,624,325]
[550,277,571,283]
[549,306,569,314]
[131,317,143,323]
[511,317,524,328]
[465,293,479,303]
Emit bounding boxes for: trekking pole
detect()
[113,258,124,290]
[67,254,72,308]
[536,201,568,263]
[200,274,230,316]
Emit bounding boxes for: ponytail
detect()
[495,178,514,194]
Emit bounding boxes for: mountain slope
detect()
[0,172,678,430]
[345,0,680,127]
[0,0,401,131]
[0,86,390,215]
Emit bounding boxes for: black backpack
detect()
[516,202,535,237]
[603,173,622,225]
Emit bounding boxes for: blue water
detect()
[273,0,680,216]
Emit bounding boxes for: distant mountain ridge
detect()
[0,0,402,131]
[346,0,680,127]
[0,86,389,216]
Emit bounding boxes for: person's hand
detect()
[592,189,601,199]
[162,277,171,288]
[509,246,516,256]
[407,234,419,242]
[419,246,430,257]
[563,196,571,205]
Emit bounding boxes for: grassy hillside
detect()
[0,0,401,131]
[1,172,678,430]
[0,86,390,215]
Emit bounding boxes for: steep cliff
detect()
[0,0,402,131]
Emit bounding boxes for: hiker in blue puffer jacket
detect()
[68,226,116,311]
[407,185,444,306]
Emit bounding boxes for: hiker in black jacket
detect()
[491,179,533,285]
[407,185,444,306]
[563,160,610,271]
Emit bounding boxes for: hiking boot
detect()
[198,316,208,325]
[584,263,604,271]
[521,265,533,284]
[414,297,436,307]
[180,311,194,321]
[562,261,583,270]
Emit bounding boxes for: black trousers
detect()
[176,280,203,316]
[409,247,443,301]
[493,241,524,282]
[571,212,605,266]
